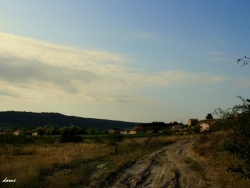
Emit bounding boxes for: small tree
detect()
[206,113,213,120]
[60,127,83,143]
[43,125,57,136]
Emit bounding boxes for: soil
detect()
[91,139,220,188]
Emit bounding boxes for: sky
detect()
[0,0,250,123]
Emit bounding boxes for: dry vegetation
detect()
[192,130,250,188]
[0,142,112,187]
[2,130,250,188]
[0,135,191,188]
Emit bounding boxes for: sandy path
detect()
[93,139,219,188]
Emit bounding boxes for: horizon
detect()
[0,1,250,123]
[0,110,187,124]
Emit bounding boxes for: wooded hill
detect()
[0,111,137,130]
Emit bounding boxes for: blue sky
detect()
[0,0,249,123]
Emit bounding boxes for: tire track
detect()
[94,139,218,188]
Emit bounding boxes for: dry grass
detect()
[0,143,112,188]
[192,131,250,188]
[0,135,191,188]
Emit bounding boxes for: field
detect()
[0,134,189,188]
[1,131,250,188]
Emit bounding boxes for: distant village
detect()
[0,113,219,136]
[109,114,217,135]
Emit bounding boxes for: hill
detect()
[0,111,137,130]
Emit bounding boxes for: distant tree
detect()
[206,113,213,120]
[69,125,80,134]
[59,127,83,143]
[172,121,179,125]
[35,127,44,135]
[87,128,96,134]
[77,126,87,134]
[43,125,57,136]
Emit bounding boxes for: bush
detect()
[59,127,83,143]
[214,96,250,178]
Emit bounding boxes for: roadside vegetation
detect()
[193,96,250,187]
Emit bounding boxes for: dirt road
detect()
[94,139,219,188]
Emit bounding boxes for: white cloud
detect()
[0,33,230,105]
[210,51,230,62]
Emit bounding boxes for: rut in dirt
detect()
[94,139,216,188]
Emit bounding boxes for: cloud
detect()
[210,51,225,55]
[0,55,101,93]
[0,33,229,104]
[0,88,18,98]
[210,51,230,62]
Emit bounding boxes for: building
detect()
[200,123,210,132]
[32,132,38,136]
[120,130,129,135]
[129,126,146,134]
[13,130,23,136]
[188,119,198,126]
[129,130,137,134]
